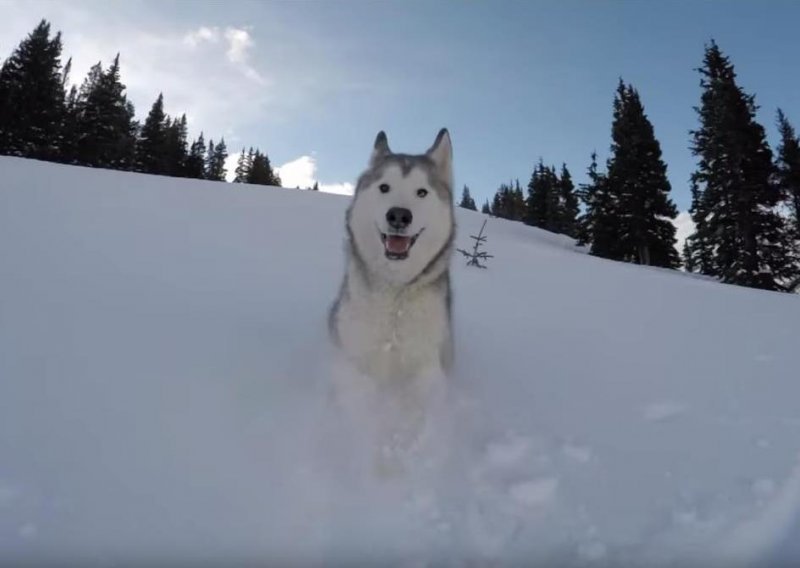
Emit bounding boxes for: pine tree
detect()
[233,147,250,182]
[136,93,168,174]
[605,80,679,268]
[776,109,800,242]
[481,200,491,215]
[312,181,319,191]
[491,182,515,220]
[185,133,207,179]
[577,151,620,257]
[71,54,138,170]
[245,149,280,186]
[459,185,477,210]
[526,161,561,231]
[163,113,188,176]
[0,19,67,159]
[558,164,580,238]
[687,41,796,291]
[512,179,525,221]
[205,137,228,181]
[683,241,695,273]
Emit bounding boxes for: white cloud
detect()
[183,26,219,47]
[672,211,695,253]
[276,156,316,189]
[276,155,354,195]
[224,152,240,183]
[223,28,252,64]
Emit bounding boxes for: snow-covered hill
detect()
[2,156,800,566]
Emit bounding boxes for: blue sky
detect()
[2,0,800,221]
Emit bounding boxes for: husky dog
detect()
[328,129,455,384]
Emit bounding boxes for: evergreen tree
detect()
[525,161,561,231]
[577,151,619,257]
[233,147,250,182]
[459,185,477,210]
[481,200,491,215]
[491,180,525,221]
[163,113,188,176]
[312,181,319,191]
[776,109,800,241]
[511,179,525,220]
[71,54,138,170]
[0,19,67,159]
[136,93,168,174]
[245,149,281,186]
[605,80,679,268]
[205,137,228,181]
[558,164,580,238]
[682,240,695,273]
[185,133,207,179]
[687,41,796,291]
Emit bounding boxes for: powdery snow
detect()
[1,156,800,566]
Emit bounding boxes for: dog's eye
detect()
[417,188,428,198]
[379,183,390,194]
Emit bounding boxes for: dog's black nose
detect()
[386,207,413,230]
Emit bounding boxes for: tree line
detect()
[0,20,282,186]
[460,41,800,292]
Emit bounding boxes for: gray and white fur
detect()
[328,129,455,383]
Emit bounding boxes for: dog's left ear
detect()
[426,128,452,182]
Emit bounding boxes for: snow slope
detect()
[2,156,800,566]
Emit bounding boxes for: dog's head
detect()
[346,129,455,285]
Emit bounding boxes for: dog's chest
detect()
[337,288,448,380]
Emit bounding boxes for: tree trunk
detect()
[638,243,651,266]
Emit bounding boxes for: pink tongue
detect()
[386,235,411,254]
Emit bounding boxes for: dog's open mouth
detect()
[379,229,423,260]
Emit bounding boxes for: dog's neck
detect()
[345,246,451,303]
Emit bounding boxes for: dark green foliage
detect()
[185,133,207,179]
[682,240,695,273]
[136,93,168,174]
[576,152,618,255]
[233,147,251,183]
[163,114,188,177]
[205,138,228,181]
[490,179,525,221]
[459,185,477,210]
[687,41,797,290]
[524,161,579,236]
[558,164,580,238]
[246,148,281,186]
[525,161,561,231]
[605,80,679,268]
[481,200,491,215]
[69,55,138,169]
[0,20,67,160]
[776,109,800,241]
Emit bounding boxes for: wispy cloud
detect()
[182,26,219,47]
[183,26,263,84]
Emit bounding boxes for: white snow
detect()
[2,156,800,565]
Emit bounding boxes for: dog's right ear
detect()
[370,131,391,166]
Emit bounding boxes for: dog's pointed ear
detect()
[370,130,391,166]
[426,128,452,181]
